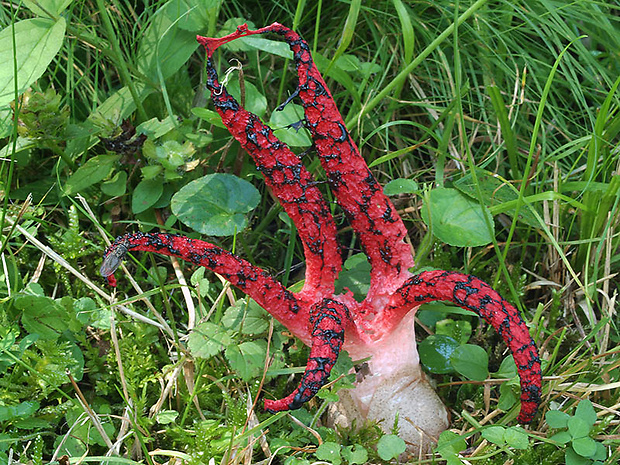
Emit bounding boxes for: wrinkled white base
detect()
[330,311,449,454]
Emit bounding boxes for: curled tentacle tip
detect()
[197,24,251,58]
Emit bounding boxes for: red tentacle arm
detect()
[265,298,349,412]
[198,41,341,299]
[198,24,414,298]
[100,232,312,342]
[385,270,542,424]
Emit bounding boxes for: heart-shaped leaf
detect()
[171,173,260,236]
[422,187,494,247]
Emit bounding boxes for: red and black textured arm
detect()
[198,23,414,296]
[101,233,351,410]
[198,35,341,298]
[265,298,349,412]
[386,270,542,424]
[100,232,305,335]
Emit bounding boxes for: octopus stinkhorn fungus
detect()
[101,23,542,450]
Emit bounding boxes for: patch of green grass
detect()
[1,0,618,464]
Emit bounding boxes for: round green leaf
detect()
[568,416,591,439]
[574,399,597,427]
[171,173,260,236]
[565,446,591,465]
[481,426,506,446]
[383,178,419,196]
[572,437,597,458]
[550,431,573,444]
[377,434,406,461]
[341,444,368,464]
[188,322,232,358]
[503,426,529,450]
[315,442,342,465]
[450,344,489,381]
[422,187,494,247]
[495,355,518,379]
[419,335,459,374]
[546,409,571,429]
[591,442,608,461]
[101,170,127,197]
[437,430,467,455]
[132,178,164,214]
[0,18,66,107]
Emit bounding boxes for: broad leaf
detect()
[384,178,419,195]
[171,173,260,236]
[225,340,267,381]
[100,170,127,197]
[455,170,539,227]
[14,294,69,340]
[22,0,73,16]
[503,426,529,449]
[546,409,571,429]
[0,18,66,107]
[132,178,164,214]
[572,437,597,458]
[376,434,406,461]
[315,442,342,465]
[567,416,591,439]
[137,0,201,82]
[226,80,267,118]
[481,426,506,445]
[418,334,459,374]
[64,154,119,194]
[450,344,489,381]
[422,187,494,247]
[0,401,39,422]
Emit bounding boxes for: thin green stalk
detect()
[282,223,297,287]
[312,0,323,56]
[345,0,488,129]
[500,38,586,293]
[448,1,518,304]
[94,0,147,121]
[276,0,307,104]
[323,0,361,76]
